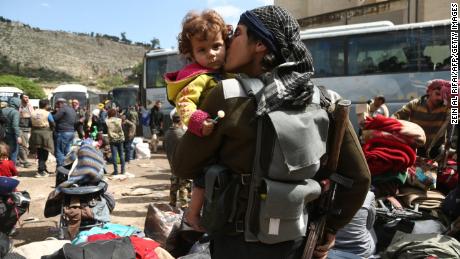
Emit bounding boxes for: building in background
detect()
[275,0,452,28]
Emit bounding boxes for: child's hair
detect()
[0,142,9,159]
[178,9,228,58]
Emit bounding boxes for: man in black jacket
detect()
[53,98,77,168]
[149,100,163,153]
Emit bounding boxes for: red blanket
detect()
[364,115,402,132]
[362,138,416,175]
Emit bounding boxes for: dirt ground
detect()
[10,151,172,247]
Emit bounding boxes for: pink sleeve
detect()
[187,110,210,137]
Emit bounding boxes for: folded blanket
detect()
[397,186,445,209]
[363,138,416,175]
[363,115,426,147]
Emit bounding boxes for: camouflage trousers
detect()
[170,175,192,208]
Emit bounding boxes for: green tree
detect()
[121,32,127,42]
[0,74,46,98]
[150,38,160,49]
[96,74,124,91]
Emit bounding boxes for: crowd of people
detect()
[0,4,458,259]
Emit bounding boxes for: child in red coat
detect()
[0,143,18,177]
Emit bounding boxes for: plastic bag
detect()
[136,142,151,159]
[144,203,182,246]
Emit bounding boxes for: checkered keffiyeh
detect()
[240,5,315,115]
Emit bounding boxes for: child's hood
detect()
[164,63,215,82]
[165,63,216,104]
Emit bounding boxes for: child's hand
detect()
[202,119,215,136]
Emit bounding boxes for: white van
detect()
[49,84,88,109]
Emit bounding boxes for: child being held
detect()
[164,9,231,232]
[0,142,18,177]
[165,9,231,137]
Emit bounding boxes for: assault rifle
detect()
[375,200,436,222]
[438,120,455,173]
[302,99,352,259]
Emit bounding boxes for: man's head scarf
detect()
[238,5,315,115]
[426,79,450,93]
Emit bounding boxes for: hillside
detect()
[0,20,148,84]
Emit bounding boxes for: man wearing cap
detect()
[98,102,108,134]
[393,79,450,158]
[53,98,77,169]
[173,5,370,259]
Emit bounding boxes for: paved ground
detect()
[11,151,172,247]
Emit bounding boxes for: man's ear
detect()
[255,41,268,53]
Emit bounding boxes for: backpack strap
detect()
[221,78,248,99]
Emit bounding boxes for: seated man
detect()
[329,191,377,258]
[392,79,449,158]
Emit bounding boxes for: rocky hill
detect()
[0,20,148,83]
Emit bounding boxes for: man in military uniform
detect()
[173,6,370,259]
[164,111,191,208]
[17,94,34,168]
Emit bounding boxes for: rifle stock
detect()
[302,99,351,259]
[439,121,454,172]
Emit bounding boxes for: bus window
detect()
[145,54,186,89]
[348,30,414,75]
[305,38,345,77]
[111,88,139,110]
[419,26,450,71]
[146,58,167,89]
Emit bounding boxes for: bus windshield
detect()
[52,92,87,107]
[111,88,138,109]
[145,53,185,89]
[144,52,185,109]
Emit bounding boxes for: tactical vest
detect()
[31,109,50,128]
[202,77,334,244]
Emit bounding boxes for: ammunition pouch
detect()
[201,165,242,236]
[256,178,321,244]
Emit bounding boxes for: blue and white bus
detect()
[142,19,451,131]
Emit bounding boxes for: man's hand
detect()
[17,137,22,145]
[202,119,215,136]
[313,232,336,259]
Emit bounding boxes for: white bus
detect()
[142,19,450,131]
[0,86,23,103]
[49,84,89,109]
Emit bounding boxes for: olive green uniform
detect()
[173,82,371,232]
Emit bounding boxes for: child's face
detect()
[191,31,226,70]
